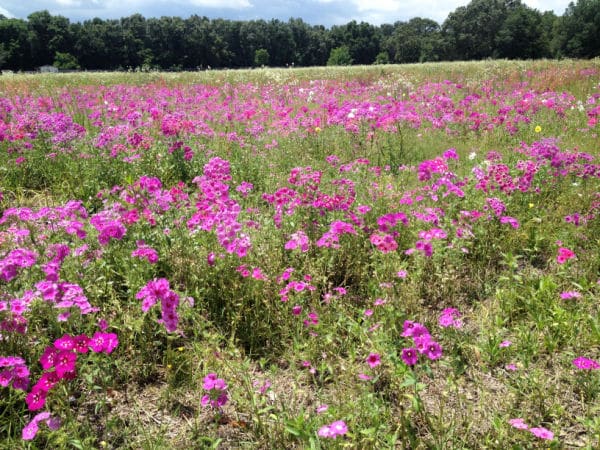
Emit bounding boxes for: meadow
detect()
[0,59,599,449]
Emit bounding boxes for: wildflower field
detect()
[1,60,600,449]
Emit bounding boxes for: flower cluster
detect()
[136,278,180,332]
[201,373,228,409]
[188,157,251,257]
[318,420,348,439]
[556,246,576,264]
[509,418,554,440]
[285,230,310,252]
[316,220,357,249]
[0,248,37,282]
[131,240,159,264]
[370,232,398,253]
[0,355,30,391]
[401,321,443,365]
[22,412,61,441]
[572,356,600,370]
[438,308,463,329]
[27,333,118,412]
[34,280,99,321]
[90,211,127,246]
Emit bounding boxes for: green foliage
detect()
[327,46,353,66]
[374,51,389,65]
[254,48,270,67]
[1,61,600,448]
[53,51,80,70]
[3,4,600,71]
[554,0,600,58]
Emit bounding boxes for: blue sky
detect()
[0,0,572,26]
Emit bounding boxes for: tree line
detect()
[0,0,599,71]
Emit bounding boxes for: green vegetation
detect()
[0,60,599,449]
[1,0,600,71]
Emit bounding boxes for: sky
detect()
[0,0,572,26]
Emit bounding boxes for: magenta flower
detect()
[318,420,348,439]
[131,241,159,264]
[54,351,77,378]
[366,353,381,368]
[560,290,582,300]
[529,427,554,440]
[73,334,91,353]
[556,246,575,264]
[53,335,75,351]
[37,371,59,391]
[201,373,228,409]
[438,308,462,328]
[330,420,348,436]
[401,320,418,337]
[500,216,520,229]
[285,230,310,252]
[401,347,418,366]
[508,418,529,430]
[572,356,600,370]
[25,386,47,411]
[89,332,119,354]
[424,341,443,360]
[136,278,180,332]
[22,412,61,440]
[318,425,334,438]
[22,422,39,440]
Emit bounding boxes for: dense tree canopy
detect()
[0,0,598,71]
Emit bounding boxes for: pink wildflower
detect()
[556,247,575,264]
[529,427,554,440]
[366,353,381,368]
[509,418,529,430]
[572,356,600,370]
[401,347,418,366]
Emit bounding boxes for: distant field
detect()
[1,59,599,449]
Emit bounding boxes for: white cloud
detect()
[0,6,15,17]
[188,0,252,7]
[55,0,82,6]
[0,0,572,25]
[315,0,570,25]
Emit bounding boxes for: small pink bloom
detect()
[366,353,381,368]
[509,418,529,430]
[401,347,418,366]
[560,290,582,300]
[424,341,443,360]
[318,425,334,438]
[556,247,575,264]
[530,427,554,440]
[572,356,600,370]
[316,404,329,414]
